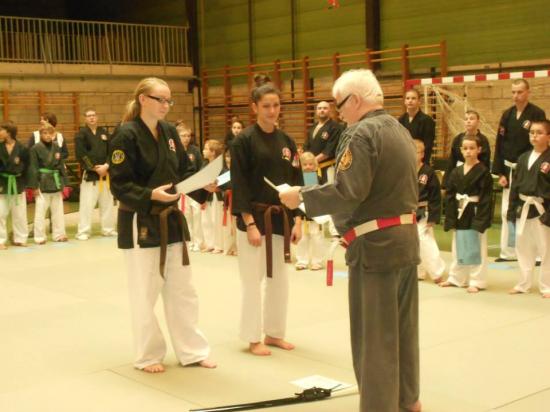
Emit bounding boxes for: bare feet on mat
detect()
[142,363,165,373]
[542,293,550,299]
[198,358,217,368]
[433,276,443,284]
[249,342,271,356]
[509,288,524,295]
[264,336,295,351]
[439,281,455,287]
[407,400,422,412]
[467,286,481,293]
[0,244,7,250]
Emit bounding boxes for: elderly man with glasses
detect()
[280,69,421,412]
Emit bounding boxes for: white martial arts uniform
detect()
[76,177,116,238]
[417,218,445,281]
[295,220,325,268]
[34,192,66,243]
[0,194,28,245]
[447,231,488,289]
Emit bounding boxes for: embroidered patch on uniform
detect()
[291,153,300,168]
[111,149,125,164]
[168,138,176,152]
[338,148,353,171]
[499,126,505,136]
[14,156,20,165]
[419,174,428,185]
[139,227,148,241]
[522,120,531,130]
[321,131,329,140]
[188,153,195,162]
[282,147,291,161]
[101,134,108,141]
[55,152,60,160]
[541,162,550,174]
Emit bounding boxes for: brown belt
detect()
[120,202,190,278]
[252,202,292,278]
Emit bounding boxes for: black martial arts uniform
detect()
[399,110,436,163]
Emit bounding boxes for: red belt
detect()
[341,213,416,248]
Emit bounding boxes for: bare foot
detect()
[509,288,524,295]
[142,363,165,373]
[433,276,443,284]
[264,336,295,351]
[542,293,550,299]
[55,236,68,242]
[407,400,422,412]
[249,342,271,356]
[0,244,7,250]
[198,358,217,368]
[439,281,456,287]
[467,286,481,293]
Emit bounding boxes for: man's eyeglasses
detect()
[336,94,352,110]
[146,95,175,107]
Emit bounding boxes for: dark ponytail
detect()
[251,74,280,103]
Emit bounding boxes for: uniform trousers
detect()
[76,180,116,237]
[417,218,445,280]
[222,215,237,254]
[182,195,203,250]
[295,221,325,267]
[201,198,223,251]
[514,217,550,294]
[499,187,517,259]
[34,192,66,242]
[348,262,419,412]
[236,230,288,343]
[0,194,28,245]
[124,242,210,369]
[447,231,488,289]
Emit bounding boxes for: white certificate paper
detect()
[216,170,231,186]
[176,155,223,194]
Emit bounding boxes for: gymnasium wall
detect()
[199,0,366,69]
[199,0,549,70]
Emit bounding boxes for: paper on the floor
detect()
[290,375,353,391]
[176,155,223,194]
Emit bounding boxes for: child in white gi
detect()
[441,135,493,293]
[177,122,204,252]
[28,123,68,244]
[201,139,224,253]
[0,121,29,249]
[295,152,326,270]
[508,120,550,298]
[414,139,445,282]
[222,149,237,255]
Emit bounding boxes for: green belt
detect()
[0,172,19,205]
[39,168,61,189]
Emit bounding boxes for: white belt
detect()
[517,194,545,235]
[456,194,480,219]
[504,160,517,170]
[455,160,464,167]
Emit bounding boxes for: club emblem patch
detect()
[14,156,20,165]
[338,148,353,171]
[522,120,531,130]
[111,149,125,165]
[499,126,506,136]
[101,134,108,141]
[168,138,176,152]
[541,162,550,174]
[282,147,291,161]
[55,152,60,160]
[418,174,428,185]
[188,153,195,162]
[321,131,329,140]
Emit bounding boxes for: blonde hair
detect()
[300,151,318,167]
[176,121,191,133]
[123,77,170,123]
[204,139,224,157]
[39,122,55,134]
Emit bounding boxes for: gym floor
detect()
[1,212,549,412]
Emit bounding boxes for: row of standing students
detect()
[414,116,550,298]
